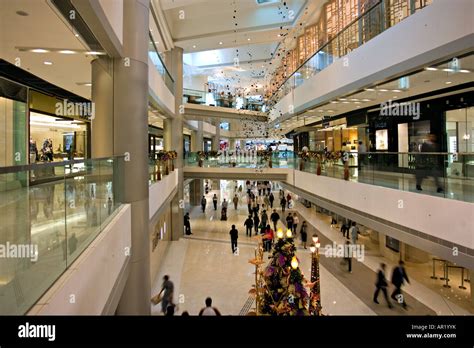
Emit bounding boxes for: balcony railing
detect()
[0,157,125,314]
[184,151,474,203]
[148,33,175,93]
[268,0,432,109]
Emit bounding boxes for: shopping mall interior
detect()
[0,0,473,322]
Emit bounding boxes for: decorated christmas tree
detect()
[260,229,310,316]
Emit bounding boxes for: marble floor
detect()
[151,180,472,316]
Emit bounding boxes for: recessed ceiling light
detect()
[219,42,223,45]
[445,81,452,84]
[277,34,281,37]
[84,83,92,87]
[365,88,375,91]
[425,67,438,71]
[59,50,76,54]
[392,89,401,92]
[379,89,388,92]
[31,48,49,53]
[354,101,361,104]
[459,69,470,73]
[248,38,251,41]
[86,51,106,55]
[330,101,338,104]
[443,68,454,72]
[342,101,349,104]
[43,61,53,65]
[339,98,347,101]
[362,99,371,102]
[192,45,196,48]
[350,98,359,101]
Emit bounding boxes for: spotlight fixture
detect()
[43,61,53,65]
[59,50,76,54]
[30,49,49,53]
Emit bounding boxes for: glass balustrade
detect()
[268,0,432,108]
[0,156,124,314]
[184,151,474,203]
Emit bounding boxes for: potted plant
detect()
[167,150,177,171]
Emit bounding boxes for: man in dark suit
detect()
[373,263,392,308]
[229,225,238,254]
[391,260,410,308]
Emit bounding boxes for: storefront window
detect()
[446,107,474,153]
[29,112,87,163]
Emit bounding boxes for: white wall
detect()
[98,0,123,45]
[149,169,178,218]
[149,57,175,116]
[291,170,474,250]
[271,0,474,119]
[28,205,131,315]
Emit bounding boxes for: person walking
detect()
[212,194,218,210]
[229,225,238,254]
[300,221,308,249]
[286,193,291,208]
[263,225,274,252]
[279,189,284,201]
[232,194,239,210]
[415,134,444,193]
[184,212,192,235]
[391,260,410,309]
[199,297,221,316]
[247,195,252,214]
[158,275,174,314]
[341,220,349,239]
[244,215,254,237]
[270,209,280,231]
[280,196,287,213]
[201,196,207,213]
[373,263,393,308]
[263,194,270,209]
[266,182,272,195]
[286,212,294,231]
[260,210,269,234]
[344,241,352,273]
[350,222,359,244]
[253,214,260,236]
[292,214,299,234]
[358,141,367,172]
[269,192,275,208]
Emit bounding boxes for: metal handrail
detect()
[0,156,124,174]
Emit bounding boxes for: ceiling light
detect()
[392,89,401,92]
[219,42,223,45]
[248,38,251,41]
[459,69,470,73]
[86,51,106,55]
[342,101,349,104]
[356,106,361,108]
[31,49,49,53]
[393,96,398,99]
[277,34,281,37]
[350,98,359,101]
[43,61,53,65]
[193,45,196,48]
[365,88,375,91]
[425,67,438,71]
[362,99,371,102]
[84,83,92,87]
[354,101,361,104]
[445,81,452,84]
[339,98,347,101]
[59,50,76,54]
[330,101,338,104]
[318,110,323,112]
[379,89,388,92]
[443,68,454,72]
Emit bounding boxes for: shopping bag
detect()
[151,293,162,305]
